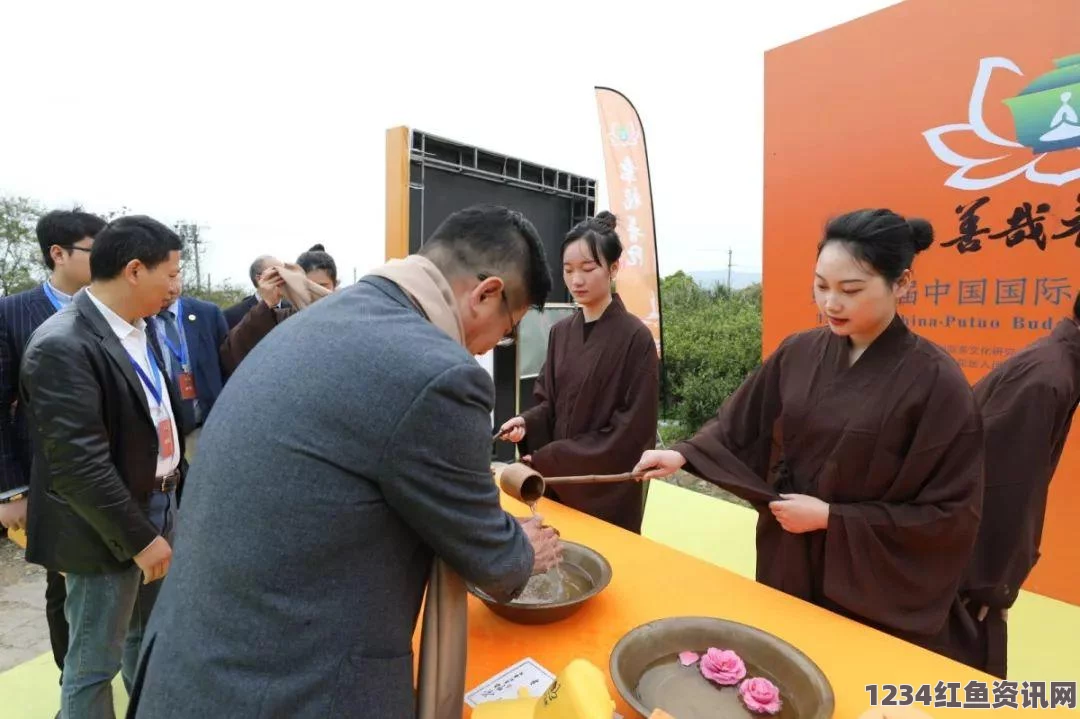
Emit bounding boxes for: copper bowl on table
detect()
[610,616,835,718]
[465,541,613,625]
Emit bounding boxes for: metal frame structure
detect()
[407,130,596,254]
[387,127,597,461]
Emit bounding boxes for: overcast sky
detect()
[0,0,898,289]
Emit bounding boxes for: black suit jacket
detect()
[223,295,258,330]
[0,285,57,493]
[21,290,186,574]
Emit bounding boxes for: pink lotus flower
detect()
[678,651,700,666]
[739,677,782,715]
[699,648,746,686]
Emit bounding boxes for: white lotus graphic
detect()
[923,57,1080,190]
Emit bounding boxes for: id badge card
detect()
[178,369,197,400]
[152,406,176,460]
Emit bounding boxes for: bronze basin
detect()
[610,616,835,718]
[466,541,612,625]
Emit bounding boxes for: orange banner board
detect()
[763,0,1080,605]
[595,87,663,356]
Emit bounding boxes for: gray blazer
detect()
[127,277,534,718]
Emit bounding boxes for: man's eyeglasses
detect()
[477,274,520,343]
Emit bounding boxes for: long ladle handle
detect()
[542,472,643,485]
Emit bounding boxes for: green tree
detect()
[659,272,763,436]
[173,221,205,292]
[0,196,46,296]
[101,206,131,222]
[188,281,248,309]
[169,221,247,308]
[0,197,245,308]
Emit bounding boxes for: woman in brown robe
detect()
[948,295,1080,678]
[635,209,985,658]
[499,212,659,534]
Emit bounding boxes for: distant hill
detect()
[689,270,762,290]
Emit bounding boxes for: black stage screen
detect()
[401,130,596,461]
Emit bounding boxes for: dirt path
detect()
[0,538,52,673]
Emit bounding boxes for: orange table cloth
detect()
[420,491,1068,718]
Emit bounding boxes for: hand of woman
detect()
[498,416,526,443]
[768,493,829,534]
[632,450,686,481]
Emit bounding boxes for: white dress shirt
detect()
[86,290,181,478]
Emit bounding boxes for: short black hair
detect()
[818,208,935,284]
[248,255,277,287]
[561,211,623,267]
[421,205,552,310]
[36,209,107,270]
[90,216,183,281]
[296,244,338,285]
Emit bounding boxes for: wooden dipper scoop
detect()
[496,464,645,504]
[497,462,546,504]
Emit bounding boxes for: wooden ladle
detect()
[494,462,644,504]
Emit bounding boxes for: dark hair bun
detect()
[593,211,618,232]
[907,219,934,253]
[308,243,326,252]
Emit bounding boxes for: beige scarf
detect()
[368,255,468,719]
[264,263,332,309]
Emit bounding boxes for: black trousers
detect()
[45,570,69,677]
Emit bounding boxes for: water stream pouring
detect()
[477,463,617,623]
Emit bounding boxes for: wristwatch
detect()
[0,486,29,504]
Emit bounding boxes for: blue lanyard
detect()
[42,282,68,312]
[128,344,164,409]
[156,300,189,368]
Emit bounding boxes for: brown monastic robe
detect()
[219,301,295,375]
[946,317,1080,678]
[672,315,985,655]
[520,295,659,533]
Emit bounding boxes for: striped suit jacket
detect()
[0,285,56,492]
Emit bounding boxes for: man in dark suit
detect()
[151,278,229,457]
[21,215,185,718]
[223,254,280,329]
[0,209,106,678]
[128,205,562,718]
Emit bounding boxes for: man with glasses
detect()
[0,208,106,683]
[479,272,521,346]
[128,205,563,719]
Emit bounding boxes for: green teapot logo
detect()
[1004,54,1080,154]
[924,54,1080,190]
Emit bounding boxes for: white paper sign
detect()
[474,349,495,427]
[464,657,556,708]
